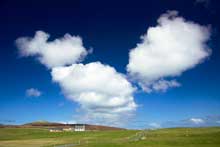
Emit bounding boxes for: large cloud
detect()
[51,62,137,125]
[15,31,136,126]
[127,10,211,92]
[16,31,88,68]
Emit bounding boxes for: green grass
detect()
[0,127,220,147]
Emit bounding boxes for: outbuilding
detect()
[49,128,63,132]
[74,124,85,131]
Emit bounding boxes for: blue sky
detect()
[0,0,220,128]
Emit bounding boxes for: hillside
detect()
[0,127,219,147]
[2,121,125,131]
[23,121,64,127]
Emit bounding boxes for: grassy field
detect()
[0,127,220,147]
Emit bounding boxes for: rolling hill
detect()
[2,121,125,131]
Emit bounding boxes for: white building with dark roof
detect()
[74,124,85,131]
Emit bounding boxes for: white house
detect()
[74,124,85,131]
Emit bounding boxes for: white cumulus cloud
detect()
[51,62,137,125]
[127,10,211,92]
[16,31,88,68]
[26,88,42,97]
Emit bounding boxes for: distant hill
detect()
[23,121,63,127]
[85,124,125,131]
[21,121,125,131]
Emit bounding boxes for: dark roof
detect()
[74,124,85,126]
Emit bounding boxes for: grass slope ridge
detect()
[0,127,220,147]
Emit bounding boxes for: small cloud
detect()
[162,115,220,128]
[216,121,220,124]
[152,80,181,93]
[189,118,205,124]
[26,88,42,97]
[148,122,161,128]
[58,102,65,107]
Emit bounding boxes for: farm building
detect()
[63,127,74,132]
[74,124,85,131]
[49,124,86,132]
[49,128,63,132]
[48,123,123,132]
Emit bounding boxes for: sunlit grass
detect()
[0,127,220,147]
